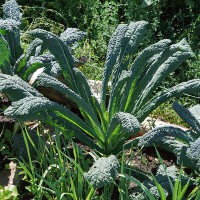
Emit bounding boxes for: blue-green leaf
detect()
[0,34,11,74]
[136,79,200,122]
[84,155,120,188]
[3,0,22,22]
[0,19,23,61]
[173,102,200,133]
[29,29,78,91]
[0,74,42,101]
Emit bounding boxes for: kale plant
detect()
[0,3,200,155]
[0,0,86,80]
[0,0,23,74]
[129,165,194,200]
[138,102,200,171]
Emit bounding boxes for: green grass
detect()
[150,94,200,128]
[15,126,199,199]
[17,127,92,199]
[17,127,122,199]
[75,40,104,80]
[150,101,189,127]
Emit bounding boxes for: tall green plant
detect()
[0,0,23,74]
[1,18,200,155]
[0,0,86,81]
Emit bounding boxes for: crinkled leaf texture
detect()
[3,0,22,22]
[129,188,146,200]
[107,112,140,152]
[1,0,23,61]
[0,19,23,62]
[138,126,191,154]
[157,103,200,171]
[173,102,200,133]
[130,165,191,199]
[101,21,148,105]
[29,29,78,91]
[4,96,56,121]
[84,155,120,188]
[0,74,42,101]
[138,123,200,171]
[0,18,198,157]
[180,137,200,171]
[126,38,194,115]
[187,138,200,164]
[0,34,11,74]
[26,38,44,60]
[136,79,200,122]
[26,28,86,78]
[101,19,195,120]
[108,112,140,137]
[143,165,191,199]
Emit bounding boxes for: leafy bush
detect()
[0,1,199,199]
[0,0,87,80]
[0,0,23,74]
[2,1,199,104]
[1,14,199,155]
[138,102,200,171]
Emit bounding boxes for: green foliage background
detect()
[1,0,199,53]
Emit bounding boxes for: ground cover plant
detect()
[0,0,200,199]
[6,0,199,81]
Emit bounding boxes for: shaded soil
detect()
[76,142,178,174]
[0,94,11,109]
[0,115,15,131]
[0,154,10,171]
[132,147,177,174]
